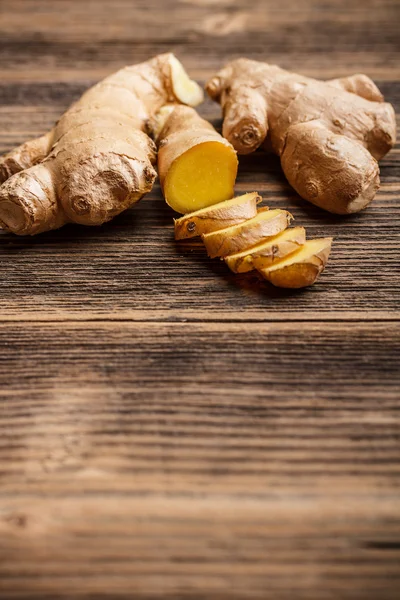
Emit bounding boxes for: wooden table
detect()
[1,1,399,598]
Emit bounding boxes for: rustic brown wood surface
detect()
[0,0,399,598]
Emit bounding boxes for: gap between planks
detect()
[0,310,399,324]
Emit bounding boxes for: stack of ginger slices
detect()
[174,192,332,288]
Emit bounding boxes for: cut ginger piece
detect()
[258,237,333,288]
[156,105,238,214]
[225,226,306,273]
[202,208,292,259]
[163,141,238,214]
[174,192,260,240]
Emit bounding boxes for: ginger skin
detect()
[174,192,260,240]
[259,238,332,289]
[206,60,396,214]
[225,226,306,273]
[0,54,203,235]
[154,105,238,214]
[202,208,292,258]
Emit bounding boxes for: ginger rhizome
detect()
[206,60,396,214]
[153,105,238,214]
[175,192,332,288]
[0,54,203,235]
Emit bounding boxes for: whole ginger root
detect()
[206,60,396,214]
[0,53,203,235]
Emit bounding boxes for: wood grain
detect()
[1,322,400,598]
[0,0,399,598]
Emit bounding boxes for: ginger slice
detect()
[225,226,306,273]
[258,237,332,288]
[202,208,292,259]
[174,192,260,240]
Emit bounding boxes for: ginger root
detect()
[175,192,332,288]
[154,105,238,214]
[0,53,203,235]
[206,60,396,214]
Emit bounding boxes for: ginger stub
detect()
[225,226,306,273]
[174,192,260,240]
[259,238,332,288]
[202,208,292,258]
[156,105,238,215]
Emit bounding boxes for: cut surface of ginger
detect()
[174,192,260,240]
[225,226,306,273]
[202,208,292,258]
[164,141,238,214]
[169,55,204,106]
[259,237,333,288]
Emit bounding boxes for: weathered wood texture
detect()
[0,0,399,598]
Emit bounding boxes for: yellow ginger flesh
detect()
[202,208,292,258]
[259,237,332,288]
[174,192,260,240]
[225,226,306,273]
[164,141,238,214]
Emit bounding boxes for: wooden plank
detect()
[0,321,399,598]
[1,320,399,488]
[1,178,399,320]
[0,495,399,599]
[0,56,398,324]
[0,0,399,80]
